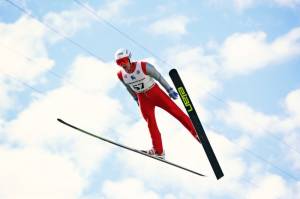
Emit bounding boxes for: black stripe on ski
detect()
[57,118,206,177]
[169,69,224,180]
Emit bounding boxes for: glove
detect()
[167,88,178,100]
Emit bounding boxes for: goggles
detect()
[116,57,129,66]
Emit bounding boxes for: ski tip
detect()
[169,68,177,76]
[57,118,64,123]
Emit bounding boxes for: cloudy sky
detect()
[0,0,300,198]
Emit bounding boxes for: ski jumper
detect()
[118,61,198,154]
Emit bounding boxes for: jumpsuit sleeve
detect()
[144,62,172,92]
[117,72,138,102]
[122,80,138,102]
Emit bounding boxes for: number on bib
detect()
[133,83,144,91]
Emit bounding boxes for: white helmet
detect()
[115,48,131,61]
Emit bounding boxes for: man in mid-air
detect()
[115,48,200,159]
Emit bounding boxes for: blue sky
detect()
[0,0,300,198]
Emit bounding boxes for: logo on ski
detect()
[178,87,193,112]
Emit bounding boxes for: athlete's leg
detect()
[148,85,199,140]
[137,93,164,154]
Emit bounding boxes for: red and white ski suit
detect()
[118,61,198,154]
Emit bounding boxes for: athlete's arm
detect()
[117,72,138,103]
[122,80,138,102]
[144,62,178,99]
[144,62,172,91]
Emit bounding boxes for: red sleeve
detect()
[141,61,147,74]
[117,71,123,81]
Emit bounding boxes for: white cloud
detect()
[1,55,127,198]
[101,178,160,199]
[5,56,123,171]
[0,118,5,143]
[43,8,92,42]
[220,27,300,76]
[280,89,300,130]
[43,0,130,42]
[280,89,300,170]
[148,15,190,36]
[284,132,300,170]
[165,46,221,103]
[290,182,300,199]
[217,88,300,175]
[66,55,118,93]
[0,78,13,112]
[164,27,300,79]
[113,107,250,198]
[0,146,85,199]
[98,0,130,19]
[217,101,281,136]
[217,92,299,135]
[233,0,255,11]
[6,85,117,146]
[272,27,300,59]
[0,15,54,114]
[220,31,271,75]
[0,16,54,81]
[284,88,300,118]
[246,175,287,199]
[0,9,129,198]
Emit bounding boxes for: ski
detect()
[57,118,206,177]
[169,69,224,180]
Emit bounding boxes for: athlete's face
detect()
[116,57,130,69]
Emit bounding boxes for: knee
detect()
[171,109,184,119]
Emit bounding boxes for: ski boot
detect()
[140,148,165,160]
